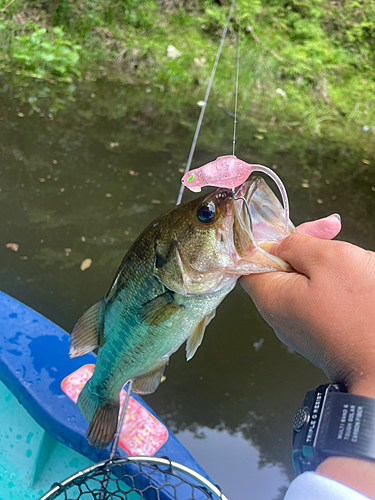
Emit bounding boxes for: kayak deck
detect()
[0,379,95,499]
[0,291,211,499]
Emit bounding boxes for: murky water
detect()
[1,77,375,499]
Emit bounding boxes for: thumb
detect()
[274,233,332,277]
[297,214,341,240]
[240,234,322,319]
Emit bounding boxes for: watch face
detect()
[292,385,334,475]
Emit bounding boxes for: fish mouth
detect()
[233,177,295,252]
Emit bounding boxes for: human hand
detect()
[242,215,375,397]
[250,214,375,498]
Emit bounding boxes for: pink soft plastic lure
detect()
[181,154,290,227]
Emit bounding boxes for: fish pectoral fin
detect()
[69,300,103,358]
[132,362,168,395]
[138,291,183,326]
[186,310,216,361]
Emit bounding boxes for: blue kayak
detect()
[0,291,214,499]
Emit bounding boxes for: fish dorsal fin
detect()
[69,300,102,359]
[138,291,183,326]
[186,310,216,361]
[132,362,168,395]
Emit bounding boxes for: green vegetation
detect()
[0,0,374,142]
[10,26,81,80]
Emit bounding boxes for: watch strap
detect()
[317,390,375,462]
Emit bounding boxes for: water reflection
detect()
[0,77,375,498]
[177,427,288,500]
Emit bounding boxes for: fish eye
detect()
[197,201,216,223]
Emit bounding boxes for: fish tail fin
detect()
[87,403,119,449]
[69,300,104,359]
[77,381,119,449]
[77,380,98,424]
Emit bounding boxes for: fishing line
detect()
[230,24,290,230]
[176,0,237,206]
[232,25,241,156]
[230,24,256,233]
[229,21,256,236]
[0,0,17,12]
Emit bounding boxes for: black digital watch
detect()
[292,383,375,475]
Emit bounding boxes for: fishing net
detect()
[38,456,229,500]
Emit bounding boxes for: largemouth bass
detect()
[70,177,295,449]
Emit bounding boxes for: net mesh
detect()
[40,457,227,500]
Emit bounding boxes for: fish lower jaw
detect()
[255,240,275,253]
[232,253,292,273]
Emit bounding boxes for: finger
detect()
[297,214,341,240]
[267,215,342,258]
[240,270,307,318]
[275,233,333,276]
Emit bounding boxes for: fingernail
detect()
[330,213,341,223]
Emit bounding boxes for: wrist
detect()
[316,456,375,499]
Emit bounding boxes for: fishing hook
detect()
[231,186,254,234]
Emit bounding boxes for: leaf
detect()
[40,53,55,62]
[80,258,92,271]
[6,243,19,252]
[13,54,33,61]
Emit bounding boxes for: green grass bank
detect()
[0,0,375,147]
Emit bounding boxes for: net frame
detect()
[38,456,229,500]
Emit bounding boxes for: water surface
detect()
[0,79,375,499]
